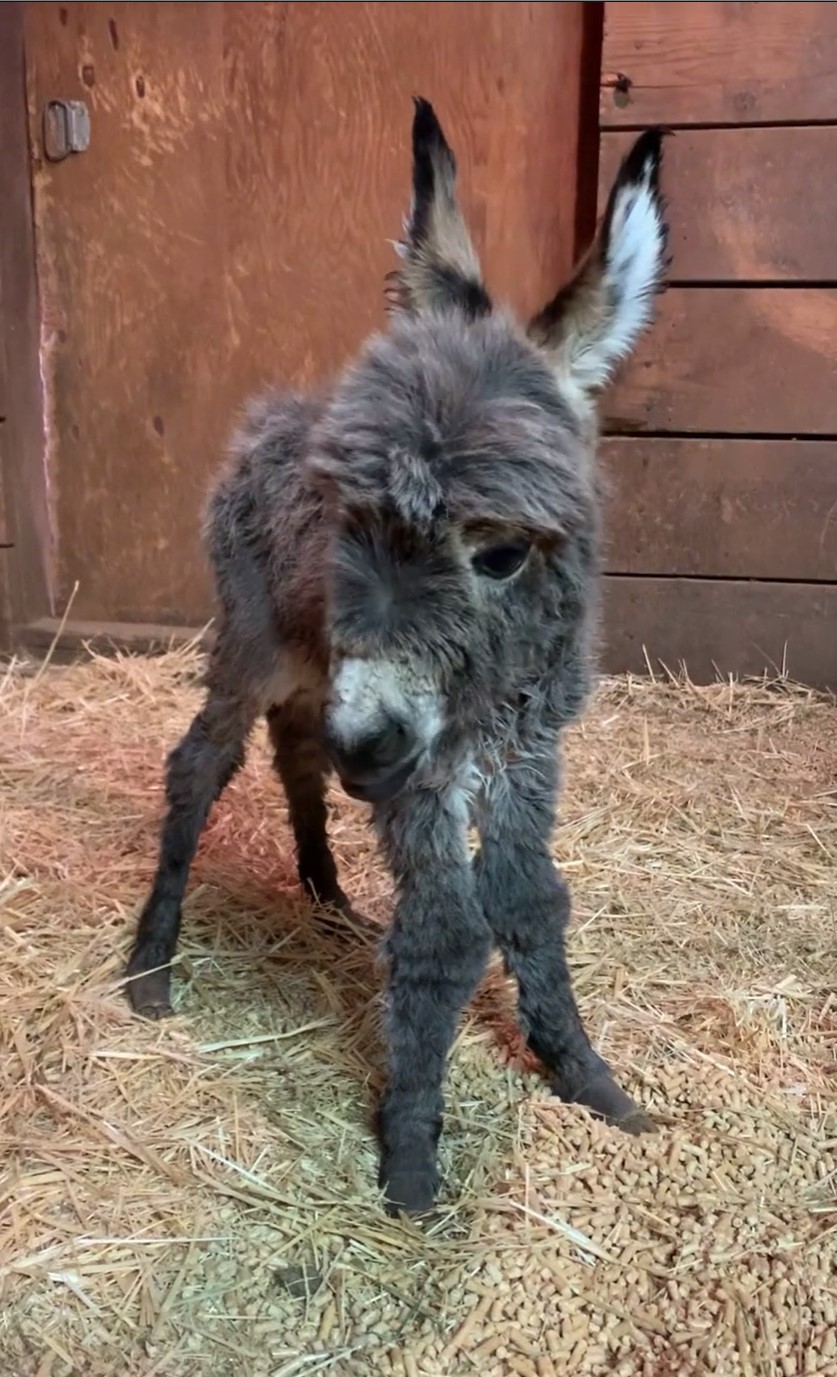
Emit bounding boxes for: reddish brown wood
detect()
[0,2,52,648]
[601,439,837,580]
[22,582,837,692]
[604,288,837,436]
[18,616,212,663]
[601,577,837,689]
[574,3,605,258]
[23,1,587,626]
[599,128,837,283]
[601,2,837,127]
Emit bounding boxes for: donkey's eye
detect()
[472,541,530,581]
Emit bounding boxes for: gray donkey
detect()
[126,98,668,1216]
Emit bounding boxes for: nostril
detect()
[327,718,416,781]
[381,718,415,763]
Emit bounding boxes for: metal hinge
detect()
[43,99,91,162]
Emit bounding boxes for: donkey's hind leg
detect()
[126,690,256,1018]
[267,704,351,915]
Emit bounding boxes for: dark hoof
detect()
[379,1153,439,1218]
[125,963,174,1020]
[305,879,355,918]
[324,890,362,923]
[308,885,374,940]
[617,1108,658,1136]
[566,1073,657,1135]
[329,886,355,916]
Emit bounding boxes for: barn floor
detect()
[1,648,836,1377]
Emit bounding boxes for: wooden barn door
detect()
[18,1,592,643]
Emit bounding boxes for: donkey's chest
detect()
[472,710,527,774]
[467,734,526,822]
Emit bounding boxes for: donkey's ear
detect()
[527,128,669,397]
[385,97,492,320]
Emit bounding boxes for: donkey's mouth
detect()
[338,755,419,804]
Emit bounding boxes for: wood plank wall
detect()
[597,2,837,688]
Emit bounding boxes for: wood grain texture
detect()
[601,577,837,689]
[599,128,837,283]
[24,1,586,625]
[21,583,837,692]
[18,617,212,663]
[601,439,837,580]
[600,1,837,127]
[0,2,52,646]
[604,288,837,436]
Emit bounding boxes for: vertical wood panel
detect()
[0,2,52,646]
[24,1,587,625]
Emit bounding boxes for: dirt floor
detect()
[1,647,836,1377]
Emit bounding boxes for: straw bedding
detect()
[1,647,835,1376]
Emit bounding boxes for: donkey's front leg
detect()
[474,740,655,1134]
[375,784,493,1216]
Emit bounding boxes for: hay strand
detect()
[1,648,835,1375]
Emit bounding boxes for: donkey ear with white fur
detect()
[527,128,669,396]
[385,97,492,321]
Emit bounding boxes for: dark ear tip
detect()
[411,94,446,148]
[617,125,671,190]
[634,126,667,159]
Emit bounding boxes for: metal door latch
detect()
[43,99,90,162]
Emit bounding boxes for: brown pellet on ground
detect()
[1,652,835,1377]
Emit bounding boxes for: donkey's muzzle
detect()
[326,718,419,804]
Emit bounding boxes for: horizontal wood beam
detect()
[601,577,837,689]
[601,438,837,581]
[16,617,213,665]
[600,2,837,128]
[15,579,837,691]
[604,288,837,435]
[599,127,837,284]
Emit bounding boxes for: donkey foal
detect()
[127,98,669,1216]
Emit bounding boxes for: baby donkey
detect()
[127,98,668,1216]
